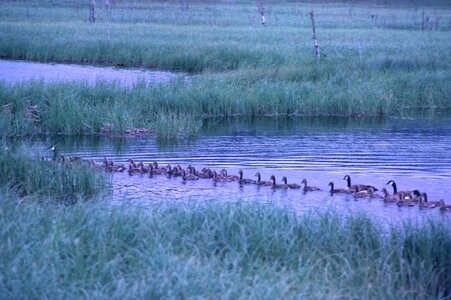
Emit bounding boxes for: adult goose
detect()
[343,175,378,192]
[386,180,414,199]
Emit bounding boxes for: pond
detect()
[0,59,186,86]
[26,116,451,225]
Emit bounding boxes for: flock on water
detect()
[52,147,451,212]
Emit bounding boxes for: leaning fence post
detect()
[89,0,97,23]
[256,0,266,27]
[309,10,321,62]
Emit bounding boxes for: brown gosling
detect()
[282,177,300,189]
[418,195,437,209]
[301,179,322,192]
[255,172,272,186]
[328,182,351,195]
[382,188,400,203]
[182,170,199,181]
[238,170,256,185]
[270,175,288,189]
[221,169,239,181]
[439,199,451,212]
[213,170,228,182]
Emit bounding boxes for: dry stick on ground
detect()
[309,10,321,62]
[89,0,97,23]
[256,0,266,27]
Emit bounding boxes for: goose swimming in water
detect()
[386,180,414,200]
[301,179,322,192]
[282,177,300,189]
[343,175,378,192]
[238,170,256,185]
[255,172,272,186]
[328,182,351,195]
[270,175,288,189]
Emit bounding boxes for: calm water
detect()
[0,59,185,86]
[26,117,451,225]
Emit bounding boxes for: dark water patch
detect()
[0,59,187,86]
[19,116,451,225]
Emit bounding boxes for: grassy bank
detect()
[1,72,449,136]
[0,147,106,202]
[0,197,449,299]
[0,0,450,136]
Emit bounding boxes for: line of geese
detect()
[94,158,450,212]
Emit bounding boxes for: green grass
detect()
[0,0,450,136]
[0,146,107,202]
[0,196,449,299]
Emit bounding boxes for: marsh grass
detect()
[0,198,449,299]
[0,147,106,202]
[0,1,450,136]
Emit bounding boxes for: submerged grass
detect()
[0,147,106,202]
[0,197,449,299]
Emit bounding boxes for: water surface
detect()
[0,59,185,86]
[26,117,451,225]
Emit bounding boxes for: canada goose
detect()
[353,190,370,199]
[343,175,378,192]
[110,161,125,172]
[221,169,239,181]
[382,188,400,203]
[255,172,272,186]
[137,162,149,173]
[368,187,383,199]
[238,170,256,184]
[213,170,228,182]
[270,175,288,189]
[420,193,441,206]
[439,199,451,212]
[171,165,183,177]
[418,195,437,209]
[328,182,351,194]
[182,170,199,181]
[386,180,414,199]
[195,167,213,179]
[127,158,138,169]
[281,177,300,189]
[411,190,422,203]
[301,179,322,192]
[397,199,416,207]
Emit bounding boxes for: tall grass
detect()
[0,1,449,136]
[0,147,106,202]
[0,71,449,136]
[0,198,449,299]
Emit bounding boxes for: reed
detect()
[0,1,449,136]
[0,198,449,298]
[0,147,106,202]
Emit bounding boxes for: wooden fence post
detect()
[256,0,266,27]
[89,0,97,23]
[309,10,321,62]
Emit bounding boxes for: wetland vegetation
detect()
[0,0,450,298]
[0,0,450,137]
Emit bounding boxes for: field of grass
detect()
[0,146,107,202]
[0,194,450,299]
[0,0,450,136]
